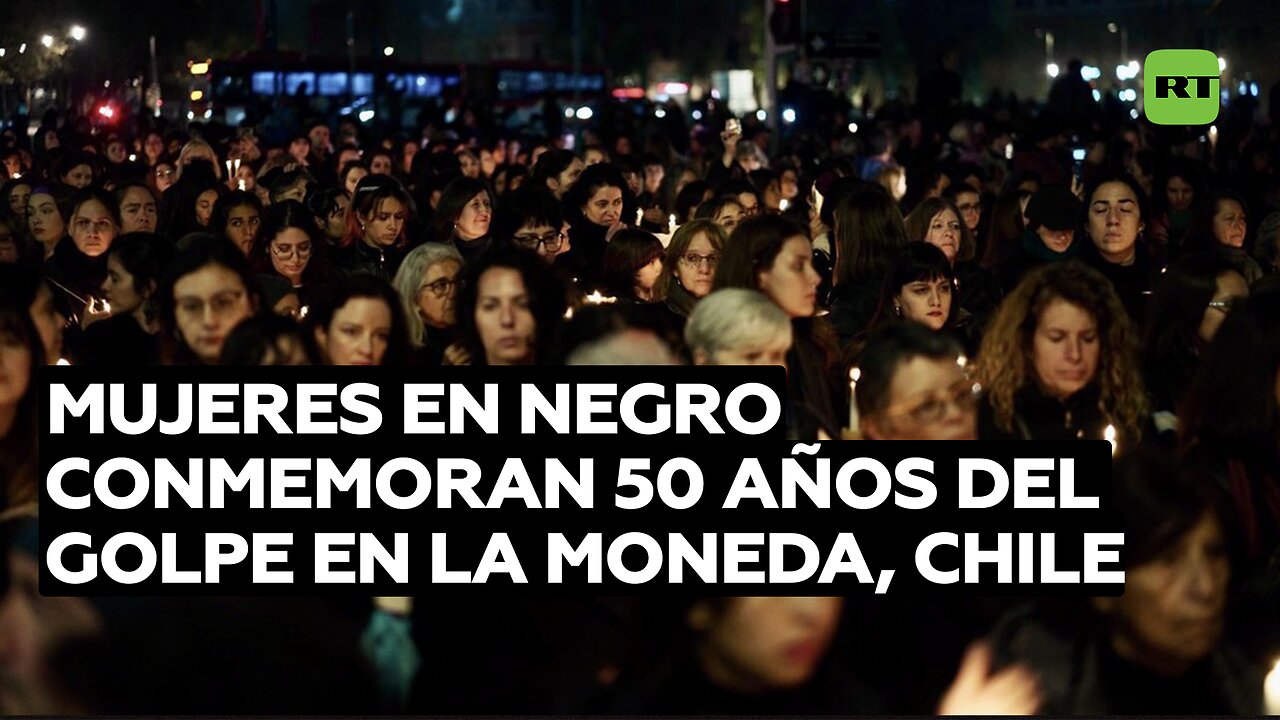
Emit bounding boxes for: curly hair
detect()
[975,261,1147,443]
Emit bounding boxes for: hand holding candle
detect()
[848,367,861,436]
[1104,424,1117,456]
[668,214,677,234]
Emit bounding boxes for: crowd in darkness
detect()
[0,58,1279,713]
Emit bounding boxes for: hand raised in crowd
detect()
[80,296,112,330]
[442,343,472,366]
[936,642,1041,716]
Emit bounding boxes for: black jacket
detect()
[557,220,609,291]
[827,269,886,351]
[333,241,405,283]
[978,383,1109,441]
[1080,241,1160,324]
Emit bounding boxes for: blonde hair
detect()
[976,262,1148,442]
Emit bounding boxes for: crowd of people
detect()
[0,74,1279,713]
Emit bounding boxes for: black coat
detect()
[333,241,406,283]
[978,383,1109,441]
[557,220,609,291]
[1080,241,1160,324]
[827,270,886,351]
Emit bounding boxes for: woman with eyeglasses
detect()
[393,243,464,366]
[151,157,177,195]
[433,176,495,265]
[855,322,977,441]
[156,235,260,365]
[1142,254,1248,442]
[656,220,726,325]
[975,262,1147,443]
[252,200,330,307]
[491,186,571,266]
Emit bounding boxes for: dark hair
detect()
[868,242,958,332]
[565,163,631,226]
[855,322,964,418]
[601,229,664,300]
[211,190,264,246]
[714,214,808,290]
[1114,448,1231,567]
[268,169,315,203]
[0,266,44,507]
[338,160,367,192]
[1142,253,1241,409]
[694,195,744,223]
[491,185,562,243]
[70,186,122,227]
[833,187,908,285]
[112,181,157,215]
[108,232,173,323]
[156,235,261,365]
[220,313,321,366]
[819,176,873,231]
[904,196,975,262]
[343,175,413,248]
[253,200,329,290]
[717,179,760,205]
[980,190,1028,270]
[432,176,494,244]
[530,149,579,190]
[158,159,223,242]
[305,273,412,366]
[455,247,566,365]
[1083,170,1150,228]
[304,186,346,221]
[28,182,77,227]
[1152,158,1203,217]
[674,180,711,223]
[1187,189,1250,254]
[54,150,97,185]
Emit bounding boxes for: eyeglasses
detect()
[1207,298,1239,314]
[882,379,981,425]
[270,242,313,260]
[155,168,174,179]
[679,252,721,269]
[513,231,565,252]
[420,277,459,298]
[175,289,247,318]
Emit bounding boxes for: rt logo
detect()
[1144,49,1220,125]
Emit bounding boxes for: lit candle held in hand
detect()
[668,214,676,234]
[848,367,861,436]
[1104,424,1117,456]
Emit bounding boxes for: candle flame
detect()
[1264,658,1280,714]
[779,198,790,212]
[849,367,861,383]
[956,355,967,369]
[56,358,71,366]
[1104,424,1117,455]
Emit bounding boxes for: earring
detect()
[894,302,902,317]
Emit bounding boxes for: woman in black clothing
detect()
[392,242,463,366]
[600,229,664,303]
[1185,189,1265,284]
[559,163,632,291]
[453,246,567,366]
[79,233,170,366]
[334,175,413,282]
[46,187,119,332]
[976,261,1147,444]
[432,176,494,265]
[827,186,909,348]
[856,243,975,358]
[715,214,839,440]
[210,190,264,257]
[655,219,725,321]
[158,159,223,242]
[251,200,330,306]
[1079,171,1160,323]
[26,183,74,260]
[904,196,1001,338]
[1141,254,1248,440]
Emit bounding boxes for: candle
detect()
[779,198,790,213]
[238,178,247,191]
[234,158,241,174]
[1265,657,1280,714]
[585,291,616,305]
[812,185,825,217]
[668,214,676,234]
[298,305,309,319]
[634,208,643,226]
[848,367,861,435]
[225,159,233,178]
[1104,424,1117,456]
[56,358,71,366]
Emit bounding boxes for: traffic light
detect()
[769,0,801,46]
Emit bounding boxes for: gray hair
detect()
[392,242,464,347]
[567,329,681,366]
[684,288,792,361]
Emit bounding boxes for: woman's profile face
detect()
[1211,198,1246,248]
[692,597,843,691]
[757,236,820,318]
[583,185,623,227]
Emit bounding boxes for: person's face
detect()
[924,209,962,264]
[704,329,792,369]
[583,148,606,166]
[954,192,981,231]
[1198,270,1248,344]
[362,197,407,247]
[458,152,480,179]
[758,236,820,318]
[583,185,623,227]
[106,142,127,165]
[613,137,632,156]
[308,126,331,154]
[0,322,33,410]
[269,227,312,285]
[224,205,262,256]
[1032,299,1100,400]
[550,158,585,198]
[0,223,15,264]
[2,155,21,178]
[780,170,799,200]
[70,199,117,258]
[316,297,392,366]
[676,232,720,298]
[479,149,497,177]
[321,195,349,240]
[897,276,953,331]
[62,164,93,189]
[27,193,65,246]
[1166,176,1194,213]
[694,597,843,691]
[417,259,461,329]
[8,184,31,222]
[195,190,219,227]
[1035,225,1073,253]
[456,192,492,241]
[259,335,311,365]
[44,130,61,150]
[474,267,536,365]
[101,254,146,315]
[1101,512,1229,673]
[622,171,642,198]
[172,264,255,364]
[154,163,175,193]
[273,293,302,319]
[29,284,64,364]
[119,186,157,234]
[635,256,663,295]
[235,165,256,191]
[144,134,164,161]
[1088,181,1144,264]
[643,164,665,195]
[714,202,746,234]
[1211,199,1246,248]
[344,166,369,196]
[370,154,393,175]
[337,148,361,170]
[513,222,569,263]
[865,356,978,441]
[737,192,760,217]
[289,138,311,163]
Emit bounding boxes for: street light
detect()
[69,25,86,42]
[40,35,54,48]
[383,45,394,57]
